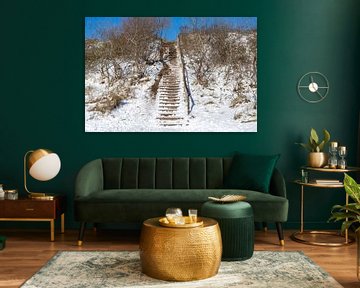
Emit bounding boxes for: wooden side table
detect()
[0,195,66,241]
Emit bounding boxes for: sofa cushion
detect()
[75,188,288,222]
[75,189,288,222]
[223,153,280,193]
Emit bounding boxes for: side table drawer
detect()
[2,201,55,218]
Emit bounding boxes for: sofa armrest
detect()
[75,159,104,199]
[269,168,287,198]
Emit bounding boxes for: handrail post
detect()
[177,34,195,114]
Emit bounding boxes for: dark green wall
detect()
[1,0,359,230]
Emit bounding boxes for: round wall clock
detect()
[297,72,329,103]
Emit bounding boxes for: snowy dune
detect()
[85,32,257,132]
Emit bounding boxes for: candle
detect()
[338,146,346,153]
[330,142,338,148]
[338,146,347,158]
[337,146,347,169]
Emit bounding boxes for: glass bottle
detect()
[301,169,308,183]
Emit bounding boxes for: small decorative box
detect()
[5,189,18,200]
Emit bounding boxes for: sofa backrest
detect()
[102,158,233,189]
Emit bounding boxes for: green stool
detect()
[201,201,254,261]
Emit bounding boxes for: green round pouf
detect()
[201,201,254,261]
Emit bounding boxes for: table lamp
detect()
[24,148,61,199]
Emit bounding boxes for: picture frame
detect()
[85,17,257,132]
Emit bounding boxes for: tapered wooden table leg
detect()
[61,213,65,234]
[50,220,55,242]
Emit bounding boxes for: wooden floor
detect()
[0,228,358,288]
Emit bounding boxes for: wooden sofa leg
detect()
[262,222,268,232]
[78,222,86,246]
[276,222,285,246]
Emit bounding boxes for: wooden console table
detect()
[0,195,65,241]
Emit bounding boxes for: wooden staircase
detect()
[156,42,187,127]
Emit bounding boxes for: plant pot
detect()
[307,152,328,168]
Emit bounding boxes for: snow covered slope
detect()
[85,30,257,132]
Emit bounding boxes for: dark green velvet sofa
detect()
[74,157,288,245]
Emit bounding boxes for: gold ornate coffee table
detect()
[139,217,222,281]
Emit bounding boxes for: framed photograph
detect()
[85,17,257,132]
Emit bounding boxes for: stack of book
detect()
[314,179,341,185]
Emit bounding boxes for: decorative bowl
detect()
[208,194,246,203]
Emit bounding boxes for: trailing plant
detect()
[329,173,360,233]
[296,128,330,152]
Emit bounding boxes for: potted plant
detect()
[329,173,360,279]
[329,173,360,233]
[296,128,330,167]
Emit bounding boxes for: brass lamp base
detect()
[28,193,55,200]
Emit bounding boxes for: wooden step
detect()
[159,100,180,103]
[157,117,183,120]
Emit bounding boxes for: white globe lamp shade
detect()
[28,150,61,181]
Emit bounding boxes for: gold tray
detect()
[159,216,204,228]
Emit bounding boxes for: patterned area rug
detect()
[21,251,342,288]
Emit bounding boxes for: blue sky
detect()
[85,17,257,41]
